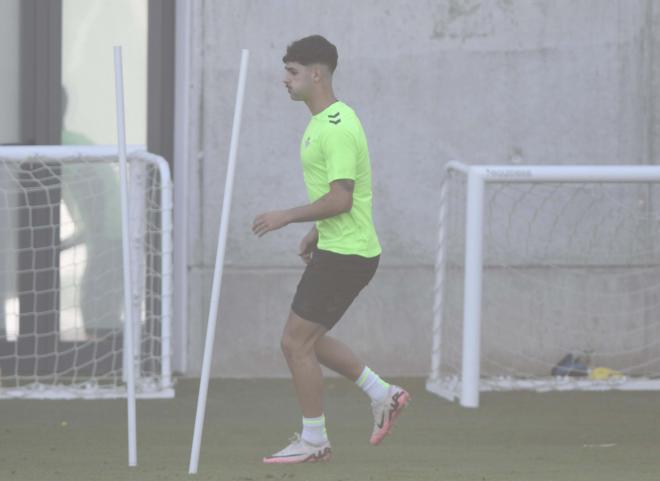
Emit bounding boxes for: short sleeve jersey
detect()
[300,101,381,258]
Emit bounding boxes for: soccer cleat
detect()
[262,433,332,464]
[370,385,411,445]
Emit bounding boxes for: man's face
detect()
[283,62,313,101]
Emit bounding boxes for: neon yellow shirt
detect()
[300,101,381,257]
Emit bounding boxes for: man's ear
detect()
[311,65,322,82]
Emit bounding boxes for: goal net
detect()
[0,146,173,399]
[427,162,660,407]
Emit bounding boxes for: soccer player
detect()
[252,35,410,464]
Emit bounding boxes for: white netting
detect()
[0,147,173,399]
[428,165,660,401]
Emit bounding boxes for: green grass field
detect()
[2,378,659,481]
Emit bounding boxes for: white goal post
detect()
[427,161,660,408]
[0,145,173,399]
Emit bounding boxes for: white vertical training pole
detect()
[113,46,138,467]
[460,171,485,408]
[189,49,249,475]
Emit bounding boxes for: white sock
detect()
[355,366,390,402]
[301,415,328,445]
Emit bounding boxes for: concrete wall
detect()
[181,0,659,377]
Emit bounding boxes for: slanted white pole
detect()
[113,46,138,467]
[189,49,249,475]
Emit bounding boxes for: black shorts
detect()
[291,248,380,330]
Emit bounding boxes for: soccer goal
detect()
[427,161,660,407]
[0,145,173,399]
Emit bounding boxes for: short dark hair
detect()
[282,35,338,73]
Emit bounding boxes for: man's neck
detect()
[306,91,338,116]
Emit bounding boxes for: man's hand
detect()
[252,210,291,237]
[298,227,318,264]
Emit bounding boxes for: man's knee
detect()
[281,333,313,363]
[280,333,295,359]
[281,330,319,362]
[281,311,326,360]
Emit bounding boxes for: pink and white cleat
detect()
[369,385,411,445]
[262,433,332,464]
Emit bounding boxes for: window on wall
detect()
[0,0,21,340]
[60,0,147,339]
[0,0,21,145]
[2,0,174,352]
[61,0,147,146]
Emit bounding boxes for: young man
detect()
[252,35,410,464]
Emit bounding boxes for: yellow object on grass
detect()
[589,367,624,380]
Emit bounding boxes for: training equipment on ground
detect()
[0,145,173,401]
[551,353,589,377]
[427,161,660,407]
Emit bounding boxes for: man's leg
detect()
[280,310,328,418]
[263,310,332,464]
[314,334,364,381]
[314,333,411,446]
[315,334,390,402]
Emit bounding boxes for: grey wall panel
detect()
[182,0,657,376]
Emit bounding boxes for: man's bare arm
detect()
[285,179,354,223]
[252,179,354,237]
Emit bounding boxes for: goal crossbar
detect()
[446,161,660,183]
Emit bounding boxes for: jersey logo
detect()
[304,137,311,148]
[328,112,341,124]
